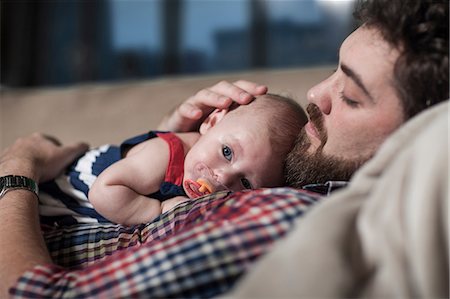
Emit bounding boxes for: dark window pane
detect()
[181,0,250,73]
[1,0,356,87]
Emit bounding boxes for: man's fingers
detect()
[178,101,203,120]
[192,89,232,109]
[233,80,268,96]
[175,80,268,130]
[159,102,204,132]
[58,142,89,168]
[208,81,251,104]
[66,142,89,157]
[42,134,62,146]
[208,80,267,105]
[157,80,268,132]
[39,141,89,182]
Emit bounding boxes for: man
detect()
[159,0,449,189]
[0,0,448,297]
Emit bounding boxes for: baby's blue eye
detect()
[222,145,233,161]
[241,178,252,190]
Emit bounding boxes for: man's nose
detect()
[307,77,332,115]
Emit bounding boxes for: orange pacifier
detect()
[197,178,213,194]
[184,178,215,198]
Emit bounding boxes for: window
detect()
[1,0,356,87]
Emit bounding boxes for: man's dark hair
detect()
[355,0,449,118]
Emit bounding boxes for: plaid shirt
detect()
[11,187,324,298]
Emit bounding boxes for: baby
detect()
[39,94,307,226]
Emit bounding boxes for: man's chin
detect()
[285,132,367,188]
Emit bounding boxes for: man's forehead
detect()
[339,26,400,99]
[341,27,394,62]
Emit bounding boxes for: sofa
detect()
[1,67,332,150]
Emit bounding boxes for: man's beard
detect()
[285,104,367,189]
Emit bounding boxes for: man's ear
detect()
[199,109,228,135]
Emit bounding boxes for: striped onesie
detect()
[39,131,186,226]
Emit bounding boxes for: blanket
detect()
[12,189,321,297]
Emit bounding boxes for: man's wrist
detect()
[0,175,39,200]
[0,157,40,182]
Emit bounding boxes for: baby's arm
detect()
[89,138,170,226]
[161,196,190,213]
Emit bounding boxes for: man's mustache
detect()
[306,103,327,146]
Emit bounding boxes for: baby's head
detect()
[183,93,307,198]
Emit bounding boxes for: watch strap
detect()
[0,175,39,199]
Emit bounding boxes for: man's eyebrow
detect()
[341,63,374,102]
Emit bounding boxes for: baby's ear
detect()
[199,109,228,135]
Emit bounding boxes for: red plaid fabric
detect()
[11,188,322,298]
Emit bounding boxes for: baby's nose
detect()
[215,169,240,191]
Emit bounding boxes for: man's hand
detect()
[158,80,268,132]
[0,133,88,297]
[0,133,89,182]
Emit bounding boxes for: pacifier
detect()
[184,177,215,198]
[197,178,213,194]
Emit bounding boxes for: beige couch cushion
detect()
[1,67,333,149]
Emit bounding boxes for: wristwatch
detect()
[0,175,39,199]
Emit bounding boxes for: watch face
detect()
[0,176,6,188]
[0,176,7,197]
[0,175,39,199]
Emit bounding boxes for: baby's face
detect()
[183,111,284,199]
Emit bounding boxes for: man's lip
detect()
[305,121,320,141]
